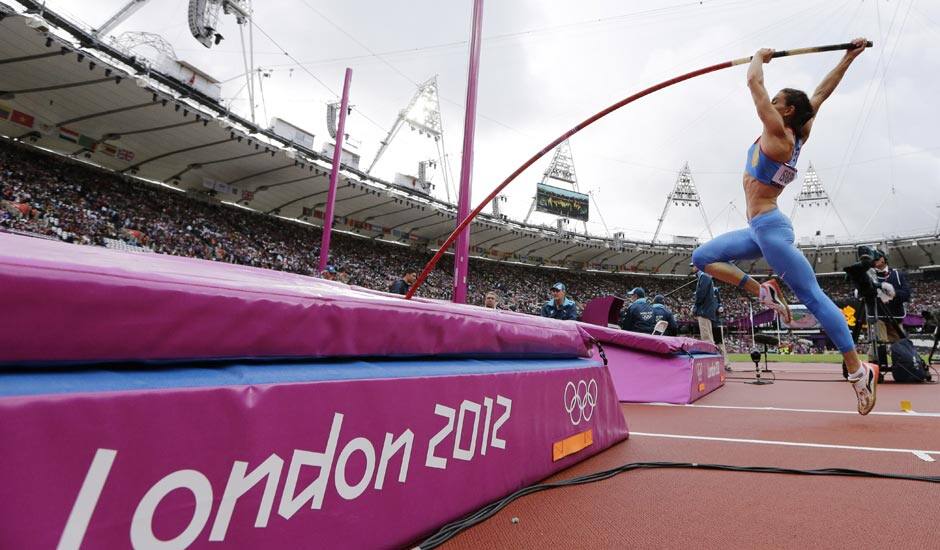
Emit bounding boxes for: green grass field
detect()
[727,353,858,364]
[726,353,931,364]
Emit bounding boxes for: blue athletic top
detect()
[744,136,802,188]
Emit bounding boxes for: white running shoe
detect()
[851,363,879,416]
[759,278,792,324]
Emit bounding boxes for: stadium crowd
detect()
[2,140,938,332]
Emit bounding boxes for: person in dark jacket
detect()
[871,249,910,321]
[541,282,578,320]
[620,287,656,333]
[651,294,678,336]
[869,249,911,366]
[692,265,719,344]
[389,269,417,295]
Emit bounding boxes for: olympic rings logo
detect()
[564,379,598,426]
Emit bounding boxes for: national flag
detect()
[78,134,97,150]
[302,207,312,217]
[116,149,135,161]
[59,127,80,143]
[99,144,118,157]
[10,110,35,129]
[242,190,254,202]
[0,102,11,120]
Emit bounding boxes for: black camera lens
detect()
[857,245,874,260]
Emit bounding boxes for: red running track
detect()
[441,363,940,549]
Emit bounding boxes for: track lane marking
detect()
[630,431,939,462]
[641,402,940,417]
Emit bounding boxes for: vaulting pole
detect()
[405,41,871,299]
[452,0,485,304]
[319,67,352,274]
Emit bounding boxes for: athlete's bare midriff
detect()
[743,173,783,220]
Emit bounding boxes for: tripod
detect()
[927,310,940,365]
[858,295,904,383]
[747,333,778,385]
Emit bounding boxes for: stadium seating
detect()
[2,139,938,332]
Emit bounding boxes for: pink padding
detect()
[0,364,628,548]
[599,345,724,403]
[0,233,590,364]
[578,322,719,356]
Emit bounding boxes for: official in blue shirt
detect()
[620,287,656,333]
[541,282,578,320]
[693,266,719,322]
[692,264,721,347]
[651,294,678,336]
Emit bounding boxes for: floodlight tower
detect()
[366,76,452,201]
[790,162,849,234]
[651,162,711,244]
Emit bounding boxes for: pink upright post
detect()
[319,67,352,273]
[452,0,484,304]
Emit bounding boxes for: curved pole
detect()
[405,41,872,299]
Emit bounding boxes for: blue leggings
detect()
[691,208,855,353]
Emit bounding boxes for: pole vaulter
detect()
[405,41,873,300]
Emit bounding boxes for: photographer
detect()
[844,246,927,381]
[851,248,910,350]
[871,249,910,323]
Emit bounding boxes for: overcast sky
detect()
[44,0,940,243]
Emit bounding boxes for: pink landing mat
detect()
[580,323,725,403]
[0,233,590,365]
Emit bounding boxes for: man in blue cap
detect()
[619,287,656,333]
[541,282,578,320]
[320,265,338,281]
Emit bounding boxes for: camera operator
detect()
[844,246,912,375]
[870,249,910,324]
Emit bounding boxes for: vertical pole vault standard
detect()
[452,0,484,304]
[319,68,352,274]
[405,41,872,300]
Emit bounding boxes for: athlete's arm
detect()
[804,37,867,139]
[747,48,787,139]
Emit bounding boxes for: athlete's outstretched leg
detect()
[750,209,877,414]
[692,228,762,294]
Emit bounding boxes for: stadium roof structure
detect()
[1,2,939,276]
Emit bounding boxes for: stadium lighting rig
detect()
[651,162,711,244]
[367,77,453,201]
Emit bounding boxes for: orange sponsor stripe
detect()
[553,429,593,462]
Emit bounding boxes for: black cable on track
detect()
[414,461,940,548]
